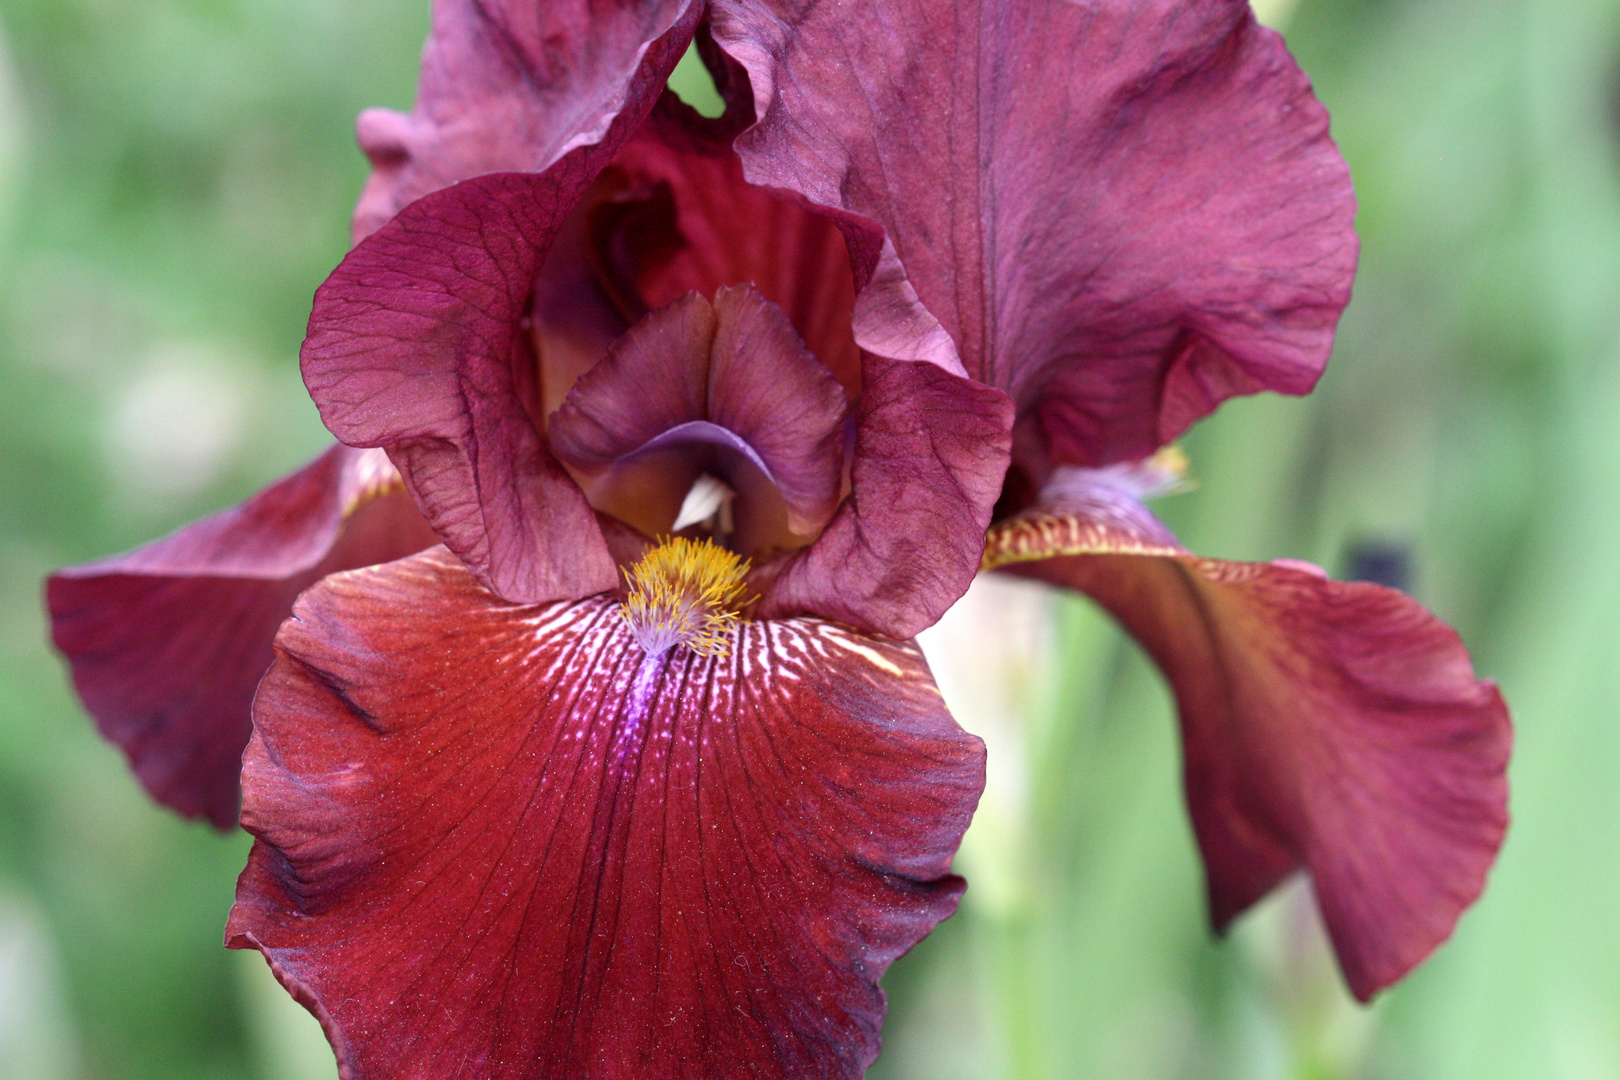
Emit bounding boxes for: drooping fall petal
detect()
[549,285,848,541]
[45,446,436,828]
[986,490,1510,1000]
[710,0,1356,468]
[228,548,983,1079]
[352,0,701,239]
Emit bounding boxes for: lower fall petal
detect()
[45,445,437,829]
[988,505,1510,1000]
[227,547,983,1079]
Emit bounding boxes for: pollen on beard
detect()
[621,536,751,659]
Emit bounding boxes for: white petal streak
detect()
[506,600,938,774]
[238,548,983,1080]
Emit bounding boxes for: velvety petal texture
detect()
[549,285,849,541]
[46,446,436,828]
[986,484,1510,1000]
[353,0,700,239]
[229,548,983,1079]
[710,0,1357,468]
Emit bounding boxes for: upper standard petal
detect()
[45,445,437,828]
[228,547,983,1079]
[710,0,1357,469]
[352,0,701,239]
[986,479,1510,1000]
[305,172,627,606]
[591,106,864,395]
[754,354,1011,638]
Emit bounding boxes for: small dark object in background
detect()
[1608,47,1620,148]
[1345,538,1414,592]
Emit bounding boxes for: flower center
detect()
[621,535,750,658]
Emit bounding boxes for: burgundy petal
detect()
[45,446,436,829]
[756,354,1012,639]
[525,95,863,424]
[987,495,1510,999]
[353,0,701,239]
[598,105,864,393]
[313,2,711,603]
[311,152,1011,632]
[228,548,982,1079]
[710,0,1357,468]
[553,100,1014,630]
[550,285,848,540]
[305,172,629,605]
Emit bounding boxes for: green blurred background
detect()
[1,0,1617,1076]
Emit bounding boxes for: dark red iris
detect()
[44,1,1510,1076]
[227,71,1015,1073]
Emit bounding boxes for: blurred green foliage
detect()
[1,0,1618,1078]
[0,3,426,1077]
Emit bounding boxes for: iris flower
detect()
[47,0,1509,1076]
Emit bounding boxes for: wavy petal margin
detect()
[228,548,982,1078]
[45,446,436,828]
[306,171,628,605]
[309,166,1011,633]
[710,0,1356,468]
[987,502,1510,999]
[307,0,707,603]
